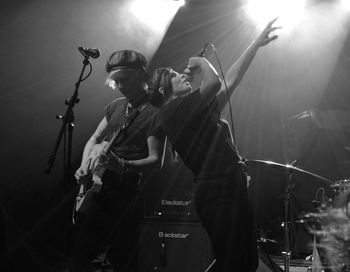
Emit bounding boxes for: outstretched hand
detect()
[256,18,281,47]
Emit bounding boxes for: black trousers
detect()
[194,166,258,272]
[68,171,140,272]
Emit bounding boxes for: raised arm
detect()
[216,18,279,111]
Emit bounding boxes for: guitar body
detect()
[72,166,106,224]
[72,143,108,225]
[72,105,144,224]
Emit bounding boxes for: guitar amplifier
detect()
[143,192,199,222]
[137,221,213,272]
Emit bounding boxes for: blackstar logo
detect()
[158,232,190,239]
[161,200,191,206]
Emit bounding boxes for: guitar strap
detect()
[104,102,147,155]
[119,102,147,136]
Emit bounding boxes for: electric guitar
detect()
[72,105,144,224]
[72,130,121,225]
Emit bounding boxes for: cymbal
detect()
[246,159,332,184]
[245,159,334,231]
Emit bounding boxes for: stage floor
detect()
[272,255,312,272]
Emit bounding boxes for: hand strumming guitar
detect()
[74,142,105,182]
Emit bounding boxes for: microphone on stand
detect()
[78,46,101,59]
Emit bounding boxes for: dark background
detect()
[1,0,350,270]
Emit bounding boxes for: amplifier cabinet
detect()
[143,193,199,222]
[137,221,213,272]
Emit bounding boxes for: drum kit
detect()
[245,159,349,272]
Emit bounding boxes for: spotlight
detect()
[129,0,184,32]
[245,0,306,29]
[174,0,186,7]
[341,0,350,10]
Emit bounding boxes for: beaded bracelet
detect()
[118,157,130,172]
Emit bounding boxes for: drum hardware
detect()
[281,164,297,272]
[246,159,333,272]
[312,188,326,209]
[330,178,350,214]
[258,236,284,272]
[258,229,278,244]
[331,178,350,194]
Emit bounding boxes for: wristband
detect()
[118,157,130,172]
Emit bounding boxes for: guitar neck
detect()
[103,129,120,155]
[103,107,141,155]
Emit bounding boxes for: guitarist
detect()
[70,50,164,271]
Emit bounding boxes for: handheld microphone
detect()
[78,46,101,59]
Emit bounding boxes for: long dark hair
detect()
[149,67,173,107]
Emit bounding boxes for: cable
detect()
[210,44,238,145]
[77,49,93,82]
[81,60,93,82]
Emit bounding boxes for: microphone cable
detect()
[78,47,94,82]
[207,43,238,146]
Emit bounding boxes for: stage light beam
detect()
[341,0,350,11]
[129,0,184,32]
[174,0,186,7]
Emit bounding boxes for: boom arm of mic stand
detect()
[45,56,91,180]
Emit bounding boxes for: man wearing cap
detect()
[70,50,164,271]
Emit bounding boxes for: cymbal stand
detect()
[282,168,294,272]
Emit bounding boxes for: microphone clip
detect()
[198,42,211,57]
[78,46,101,59]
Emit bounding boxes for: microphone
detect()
[78,46,101,59]
[198,42,210,57]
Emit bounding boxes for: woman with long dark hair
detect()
[150,19,279,271]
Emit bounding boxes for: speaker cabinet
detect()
[138,221,213,272]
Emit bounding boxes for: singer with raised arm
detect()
[69,50,164,271]
[149,19,279,271]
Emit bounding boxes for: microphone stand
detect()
[44,49,94,270]
[282,162,297,272]
[45,53,92,190]
[282,171,292,272]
